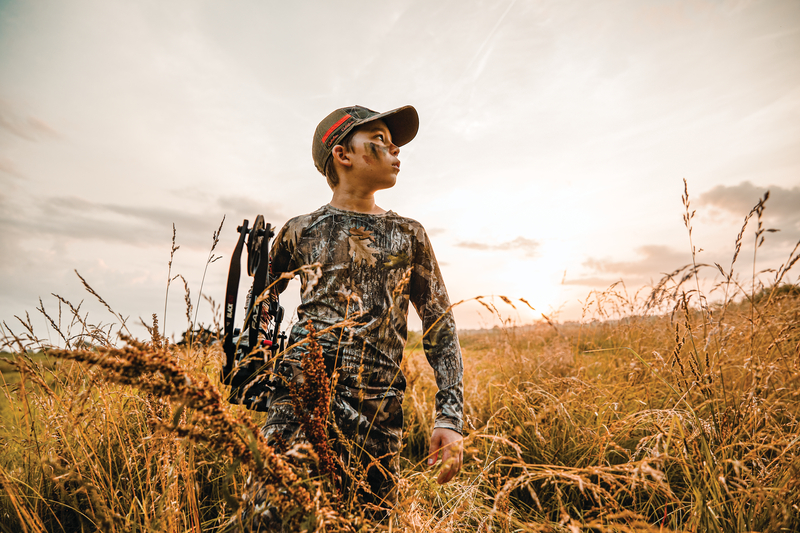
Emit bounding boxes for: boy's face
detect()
[342,120,401,192]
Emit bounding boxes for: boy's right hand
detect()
[427,427,463,484]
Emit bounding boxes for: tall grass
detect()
[1,188,799,532]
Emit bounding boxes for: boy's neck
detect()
[329,189,387,214]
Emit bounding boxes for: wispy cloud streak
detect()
[456,236,539,257]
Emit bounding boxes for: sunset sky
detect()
[1,0,799,342]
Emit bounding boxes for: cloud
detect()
[216,196,285,226]
[0,156,26,180]
[0,194,286,263]
[0,98,60,141]
[699,181,800,242]
[583,245,689,277]
[31,196,213,247]
[455,236,540,257]
[0,99,58,183]
[561,275,622,287]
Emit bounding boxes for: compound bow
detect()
[221,215,286,410]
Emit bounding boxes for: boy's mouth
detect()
[392,161,401,170]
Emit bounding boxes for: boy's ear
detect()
[331,145,352,168]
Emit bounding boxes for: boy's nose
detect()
[389,142,400,156]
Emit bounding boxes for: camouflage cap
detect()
[312,105,419,175]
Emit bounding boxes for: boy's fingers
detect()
[427,449,439,466]
[427,433,441,466]
[441,446,452,468]
[437,447,454,484]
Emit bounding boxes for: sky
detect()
[1,0,799,344]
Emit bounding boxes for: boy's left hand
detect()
[427,427,463,484]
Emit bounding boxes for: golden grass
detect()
[1,187,799,532]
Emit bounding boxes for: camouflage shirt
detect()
[269,204,463,433]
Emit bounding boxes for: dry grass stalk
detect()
[288,323,338,481]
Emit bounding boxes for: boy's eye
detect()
[376,134,385,142]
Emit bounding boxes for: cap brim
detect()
[358,105,419,147]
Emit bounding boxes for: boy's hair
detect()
[323,131,356,190]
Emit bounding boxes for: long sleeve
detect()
[268,217,301,297]
[410,229,464,434]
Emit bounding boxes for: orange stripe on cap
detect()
[321,114,352,144]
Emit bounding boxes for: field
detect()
[2,193,799,532]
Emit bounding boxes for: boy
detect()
[263,105,463,513]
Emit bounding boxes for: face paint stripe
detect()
[367,142,379,158]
